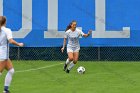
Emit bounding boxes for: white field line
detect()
[15,63,63,73]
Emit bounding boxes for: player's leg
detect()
[64,57,74,71]
[65,58,72,65]
[67,48,74,61]
[73,47,80,63]
[73,52,79,64]
[63,58,70,71]
[63,48,74,71]
[67,52,79,72]
[4,59,14,93]
[65,52,74,73]
[66,47,80,73]
[0,60,6,77]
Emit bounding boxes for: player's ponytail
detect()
[65,24,71,32]
[65,20,76,32]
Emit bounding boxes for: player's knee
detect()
[69,58,73,61]
[8,68,14,75]
[0,72,2,76]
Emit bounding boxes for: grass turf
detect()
[0,60,140,93]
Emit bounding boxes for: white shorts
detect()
[0,59,7,62]
[0,47,9,61]
[67,47,80,53]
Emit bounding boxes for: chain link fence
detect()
[9,47,140,61]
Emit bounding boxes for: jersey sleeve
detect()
[77,28,85,36]
[6,29,13,40]
[80,30,85,36]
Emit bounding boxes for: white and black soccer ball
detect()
[77,66,85,74]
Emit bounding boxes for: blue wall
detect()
[2,0,140,47]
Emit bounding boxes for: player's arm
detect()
[83,30,92,37]
[6,29,24,47]
[8,39,24,47]
[61,38,67,53]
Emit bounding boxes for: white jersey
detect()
[0,26,13,60]
[64,28,84,48]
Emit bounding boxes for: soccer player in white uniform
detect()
[61,20,92,73]
[0,16,24,93]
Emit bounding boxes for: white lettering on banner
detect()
[44,0,82,38]
[44,0,64,38]
[0,0,32,38]
[0,0,3,16]
[45,0,130,38]
[93,0,130,38]
[12,0,32,38]
[0,0,130,38]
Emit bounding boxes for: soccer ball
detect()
[77,66,85,74]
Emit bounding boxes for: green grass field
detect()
[0,60,140,93]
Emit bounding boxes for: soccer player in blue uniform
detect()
[61,20,92,73]
[0,16,24,93]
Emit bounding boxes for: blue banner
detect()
[1,0,139,47]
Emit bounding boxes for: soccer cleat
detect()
[3,90,10,93]
[66,69,70,73]
[63,63,67,71]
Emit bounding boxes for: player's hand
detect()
[88,30,92,35]
[61,47,64,53]
[18,43,24,47]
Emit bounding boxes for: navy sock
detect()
[4,86,9,91]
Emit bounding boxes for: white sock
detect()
[65,58,71,65]
[68,62,75,70]
[0,72,2,77]
[4,68,14,86]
